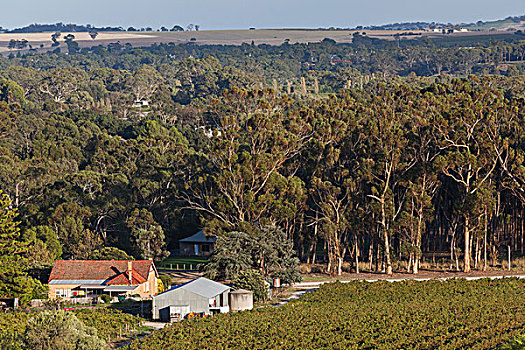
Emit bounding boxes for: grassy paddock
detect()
[157,257,208,270]
[129,278,525,350]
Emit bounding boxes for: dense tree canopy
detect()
[2,34,525,304]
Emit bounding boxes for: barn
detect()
[152,277,230,321]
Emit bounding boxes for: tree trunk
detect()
[381,199,393,275]
[464,216,471,272]
[368,243,374,271]
[474,238,479,269]
[414,209,424,274]
[355,239,360,274]
[483,210,488,271]
[306,241,315,265]
[384,228,393,275]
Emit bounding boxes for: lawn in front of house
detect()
[157,256,208,270]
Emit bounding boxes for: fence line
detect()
[158,263,199,271]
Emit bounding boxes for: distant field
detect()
[0,28,521,55]
[0,32,148,53]
[0,29,519,53]
[467,19,525,31]
[0,29,372,53]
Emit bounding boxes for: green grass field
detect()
[157,256,208,270]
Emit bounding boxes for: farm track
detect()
[294,272,525,289]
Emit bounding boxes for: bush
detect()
[310,265,325,274]
[341,262,352,273]
[233,269,268,301]
[502,335,525,350]
[100,294,111,304]
[159,274,172,291]
[23,310,108,350]
[298,264,312,274]
[88,247,134,260]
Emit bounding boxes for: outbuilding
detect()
[229,289,253,311]
[152,277,230,321]
[179,230,216,256]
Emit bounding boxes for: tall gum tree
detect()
[362,85,416,275]
[434,78,499,273]
[183,88,311,233]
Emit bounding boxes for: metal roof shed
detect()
[152,277,231,320]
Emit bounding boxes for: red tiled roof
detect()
[49,260,155,285]
[106,270,147,285]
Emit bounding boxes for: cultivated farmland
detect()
[128,279,525,350]
[0,28,516,53]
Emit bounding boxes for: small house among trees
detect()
[179,230,216,256]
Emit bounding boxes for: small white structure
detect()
[134,99,149,107]
[229,289,253,312]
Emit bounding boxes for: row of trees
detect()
[180,80,525,276]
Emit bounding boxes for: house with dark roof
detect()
[152,277,231,321]
[48,260,159,300]
[179,230,216,256]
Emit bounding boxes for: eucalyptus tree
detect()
[401,87,441,273]
[434,78,500,272]
[361,84,416,275]
[307,94,365,275]
[183,88,311,233]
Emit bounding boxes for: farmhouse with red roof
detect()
[48,260,159,300]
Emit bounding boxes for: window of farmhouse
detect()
[55,289,71,298]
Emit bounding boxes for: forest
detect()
[2,32,525,301]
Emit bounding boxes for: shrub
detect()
[23,310,107,350]
[310,264,325,274]
[159,274,172,291]
[88,247,133,260]
[501,335,525,349]
[233,269,268,301]
[100,294,111,304]
[298,264,312,274]
[341,262,352,273]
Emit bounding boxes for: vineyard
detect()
[129,279,525,350]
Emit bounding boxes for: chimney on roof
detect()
[128,261,132,284]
